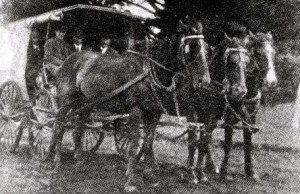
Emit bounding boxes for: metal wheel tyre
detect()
[29,89,56,160]
[0,81,25,151]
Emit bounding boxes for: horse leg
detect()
[204,121,218,174]
[196,115,216,182]
[186,128,198,184]
[220,125,234,181]
[138,111,160,187]
[142,112,160,163]
[52,105,69,171]
[124,107,142,192]
[243,126,259,181]
[53,122,65,171]
[74,109,92,171]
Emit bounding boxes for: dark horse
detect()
[218,31,277,181]
[185,34,251,183]
[48,20,210,192]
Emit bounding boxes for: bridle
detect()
[178,34,206,73]
[221,47,248,94]
[247,41,273,77]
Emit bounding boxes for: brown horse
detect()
[219,31,277,181]
[186,34,250,183]
[48,20,210,192]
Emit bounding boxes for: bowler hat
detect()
[54,23,68,32]
[73,29,84,39]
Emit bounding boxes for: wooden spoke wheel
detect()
[29,89,56,160]
[0,81,25,151]
[113,119,143,159]
[81,127,104,153]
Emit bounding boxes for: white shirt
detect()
[74,44,82,52]
[100,46,108,54]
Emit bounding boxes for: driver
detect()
[44,24,72,78]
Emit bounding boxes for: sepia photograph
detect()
[0,0,299,193]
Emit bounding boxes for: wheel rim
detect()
[0,81,24,149]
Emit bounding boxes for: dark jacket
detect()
[25,42,44,100]
[44,37,72,66]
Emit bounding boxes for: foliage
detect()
[1,0,299,42]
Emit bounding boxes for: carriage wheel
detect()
[113,122,143,159]
[0,81,25,151]
[114,130,130,158]
[81,128,104,153]
[29,89,56,160]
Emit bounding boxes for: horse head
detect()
[177,19,211,86]
[222,34,249,100]
[247,31,277,88]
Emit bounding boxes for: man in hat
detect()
[44,24,72,77]
[25,29,44,101]
[71,29,92,52]
[99,37,119,55]
[72,29,84,52]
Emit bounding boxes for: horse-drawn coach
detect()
[0,3,278,192]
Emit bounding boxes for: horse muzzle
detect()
[230,84,248,100]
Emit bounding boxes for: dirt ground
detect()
[0,134,299,194]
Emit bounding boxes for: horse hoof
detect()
[246,173,260,182]
[149,181,160,188]
[219,174,233,182]
[200,176,208,182]
[205,164,217,174]
[9,148,16,154]
[124,186,138,193]
[192,178,199,184]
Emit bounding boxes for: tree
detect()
[1,0,299,42]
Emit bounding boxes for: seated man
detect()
[71,29,93,52]
[99,37,119,55]
[44,24,72,77]
[25,29,44,101]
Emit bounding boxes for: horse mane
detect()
[250,32,274,47]
[209,37,247,82]
[149,34,182,71]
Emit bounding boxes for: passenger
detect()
[99,37,119,55]
[44,24,72,77]
[25,29,44,101]
[71,29,92,52]
[71,29,84,52]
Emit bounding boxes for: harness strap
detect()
[180,35,204,44]
[127,50,178,74]
[244,90,262,104]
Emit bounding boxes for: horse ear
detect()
[224,33,232,44]
[266,31,273,40]
[196,21,203,33]
[249,30,255,37]
[248,30,257,42]
[243,35,250,45]
[178,20,187,30]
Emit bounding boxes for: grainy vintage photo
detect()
[0,0,299,193]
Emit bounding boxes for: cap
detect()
[54,23,68,32]
[31,29,40,39]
